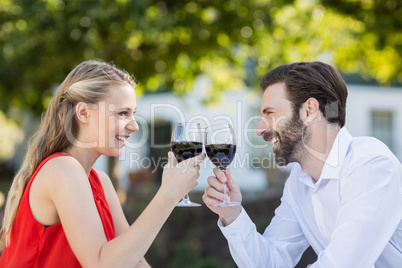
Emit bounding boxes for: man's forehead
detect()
[260,83,292,113]
[262,82,287,95]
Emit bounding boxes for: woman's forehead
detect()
[105,84,136,107]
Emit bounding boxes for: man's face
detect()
[256,83,311,166]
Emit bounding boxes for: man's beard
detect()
[263,114,311,166]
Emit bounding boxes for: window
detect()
[371,110,393,151]
[149,120,171,183]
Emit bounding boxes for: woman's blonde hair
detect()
[0,59,136,245]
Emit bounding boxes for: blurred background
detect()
[1,0,401,267]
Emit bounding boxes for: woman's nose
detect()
[127,117,139,132]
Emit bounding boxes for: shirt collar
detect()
[319,127,353,180]
[298,127,353,187]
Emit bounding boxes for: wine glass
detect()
[205,124,240,207]
[171,122,203,207]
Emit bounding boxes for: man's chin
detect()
[274,156,288,167]
[274,154,298,166]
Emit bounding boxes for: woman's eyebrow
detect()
[116,106,133,111]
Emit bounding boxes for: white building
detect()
[94,82,402,194]
[346,85,402,160]
[95,78,270,193]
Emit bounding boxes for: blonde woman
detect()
[0,60,205,267]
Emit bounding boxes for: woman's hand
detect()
[202,167,242,226]
[160,151,205,204]
[135,258,151,268]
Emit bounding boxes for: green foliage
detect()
[1,0,401,117]
[0,111,24,161]
[170,240,233,268]
[323,0,402,84]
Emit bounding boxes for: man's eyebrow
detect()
[262,106,275,114]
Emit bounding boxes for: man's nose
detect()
[256,117,269,136]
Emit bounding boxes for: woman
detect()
[0,60,205,267]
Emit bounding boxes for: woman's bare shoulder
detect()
[30,155,93,226]
[93,168,110,182]
[35,155,87,186]
[93,168,115,198]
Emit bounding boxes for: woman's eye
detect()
[119,112,128,116]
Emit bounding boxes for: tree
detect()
[323,0,402,84]
[1,0,401,118]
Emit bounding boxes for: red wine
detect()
[205,144,236,170]
[171,141,203,163]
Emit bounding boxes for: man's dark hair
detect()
[260,61,348,127]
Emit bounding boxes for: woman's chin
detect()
[102,148,123,158]
[112,149,123,157]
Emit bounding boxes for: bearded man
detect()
[203,62,402,268]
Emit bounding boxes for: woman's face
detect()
[88,83,139,157]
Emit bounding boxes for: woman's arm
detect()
[95,169,129,235]
[43,152,204,268]
[96,169,151,267]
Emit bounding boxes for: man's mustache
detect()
[263,130,280,143]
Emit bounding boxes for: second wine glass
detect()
[171,122,203,207]
[205,124,240,207]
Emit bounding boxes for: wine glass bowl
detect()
[205,143,236,171]
[171,122,203,207]
[205,124,240,207]
[171,141,203,163]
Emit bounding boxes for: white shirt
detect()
[219,128,402,268]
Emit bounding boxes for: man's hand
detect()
[202,167,242,226]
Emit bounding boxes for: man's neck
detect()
[299,124,341,182]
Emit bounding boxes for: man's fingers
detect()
[213,167,227,183]
[207,175,224,192]
[205,185,224,200]
[203,187,224,205]
[224,168,237,191]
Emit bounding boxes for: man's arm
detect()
[310,156,402,267]
[203,168,310,267]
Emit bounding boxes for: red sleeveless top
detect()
[0,153,116,267]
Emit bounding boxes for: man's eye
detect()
[264,112,272,117]
[119,112,128,116]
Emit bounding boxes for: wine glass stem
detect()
[183,193,190,202]
[223,184,231,203]
[221,168,231,203]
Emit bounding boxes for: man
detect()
[202,62,402,267]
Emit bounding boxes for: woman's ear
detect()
[301,97,321,124]
[75,102,90,123]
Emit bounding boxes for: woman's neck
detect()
[62,147,100,176]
